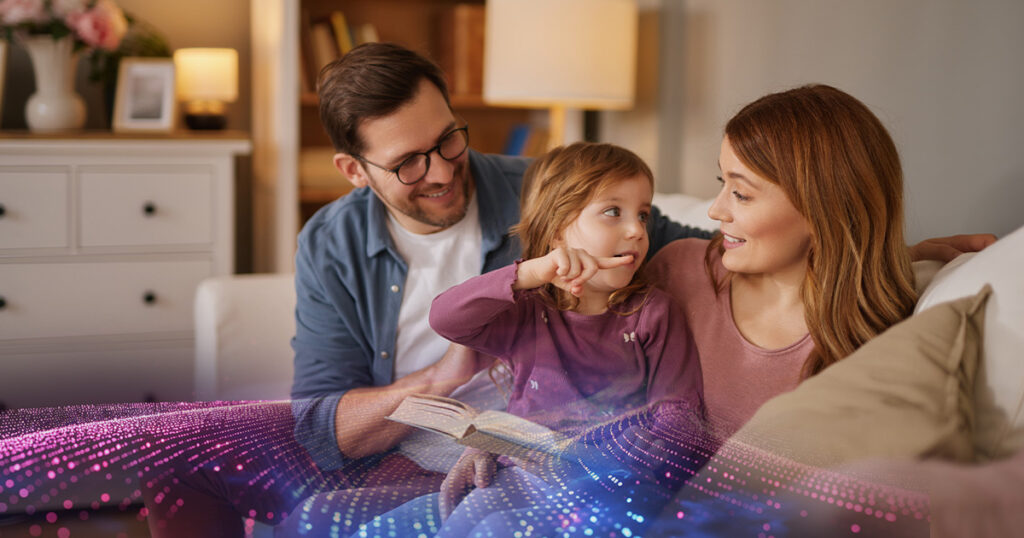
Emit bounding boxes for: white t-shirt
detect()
[386,195,509,471]
[385,194,483,380]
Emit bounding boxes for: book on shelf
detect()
[299,9,320,91]
[436,4,486,96]
[387,393,572,458]
[309,21,340,72]
[503,123,551,157]
[329,11,354,55]
[353,22,379,46]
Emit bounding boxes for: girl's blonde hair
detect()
[708,84,917,378]
[514,142,654,312]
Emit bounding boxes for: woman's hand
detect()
[908,233,997,263]
[439,447,497,521]
[516,247,634,296]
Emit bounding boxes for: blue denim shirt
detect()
[291,150,711,470]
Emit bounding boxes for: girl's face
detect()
[557,174,652,293]
[709,137,812,279]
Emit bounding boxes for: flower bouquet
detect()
[0,0,129,130]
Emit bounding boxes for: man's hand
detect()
[439,447,496,521]
[428,343,494,395]
[909,233,997,263]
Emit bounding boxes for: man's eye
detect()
[602,207,621,217]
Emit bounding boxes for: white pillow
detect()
[652,193,716,231]
[916,225,1024,460]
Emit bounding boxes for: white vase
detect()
[21,35,86,132]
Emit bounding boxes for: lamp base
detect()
[184,113,227,130]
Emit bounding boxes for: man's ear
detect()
[334,153,369,189]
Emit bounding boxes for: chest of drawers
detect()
[0,134,250,408]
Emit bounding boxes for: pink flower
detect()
[65,0,127,51]
[0,0,46,25]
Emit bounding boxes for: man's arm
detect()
[333,343,489,459]
[291,237,493,466]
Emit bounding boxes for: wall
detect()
[603,0,1024,243]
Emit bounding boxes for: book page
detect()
[472,410,571,455]
[386,394,479,439]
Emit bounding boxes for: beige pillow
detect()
[732,286,990,468]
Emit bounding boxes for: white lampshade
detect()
[483,0,637,110]
[174,48,239,103]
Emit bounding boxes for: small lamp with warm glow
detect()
[173,48,239,130]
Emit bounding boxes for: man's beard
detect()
[373,160,472,230]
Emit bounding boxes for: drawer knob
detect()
[142,202,157,216]
[0,296,6,310]
[142,291,157,305]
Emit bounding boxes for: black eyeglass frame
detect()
[354,125,470,185]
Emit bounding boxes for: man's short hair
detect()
[318,42,451,156]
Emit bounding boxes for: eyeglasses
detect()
[355,125,470,185]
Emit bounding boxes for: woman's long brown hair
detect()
[707,84,917,379]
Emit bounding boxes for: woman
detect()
[646,83,918,438]
[452,84,995,537]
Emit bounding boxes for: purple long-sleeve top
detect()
[429,262,703,436]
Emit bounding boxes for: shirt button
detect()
[380,351,389,359]
[390,285,400,293]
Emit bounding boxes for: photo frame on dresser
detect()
[113,58,176,133]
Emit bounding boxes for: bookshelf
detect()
[251,0,533,272]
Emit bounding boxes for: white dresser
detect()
[0,133,251,409]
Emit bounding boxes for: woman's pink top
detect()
[646,238,814,438]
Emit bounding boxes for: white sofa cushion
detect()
[916,225,1024,460]
[194,273,296,401]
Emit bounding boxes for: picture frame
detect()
[113,58,176,133]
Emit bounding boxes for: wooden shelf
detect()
[0,129,251,142]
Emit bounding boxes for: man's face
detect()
[336,79,473,235]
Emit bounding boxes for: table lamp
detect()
[483,0,637,148]
[173,48,239,130]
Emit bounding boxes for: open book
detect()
[387,393,572,458]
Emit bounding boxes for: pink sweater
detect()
[646,238,813,438]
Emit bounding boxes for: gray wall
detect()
[604,0,1024,242]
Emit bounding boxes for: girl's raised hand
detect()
[515,247,634,296]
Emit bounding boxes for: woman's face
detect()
[709,136,812,279]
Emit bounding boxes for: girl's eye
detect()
[638,211,649,223]
[716,175,724,184]
[602,207,621,217]
[732,191,751,202]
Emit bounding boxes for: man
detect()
[289,42,708,472]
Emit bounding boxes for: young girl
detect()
[423,142,705,526]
